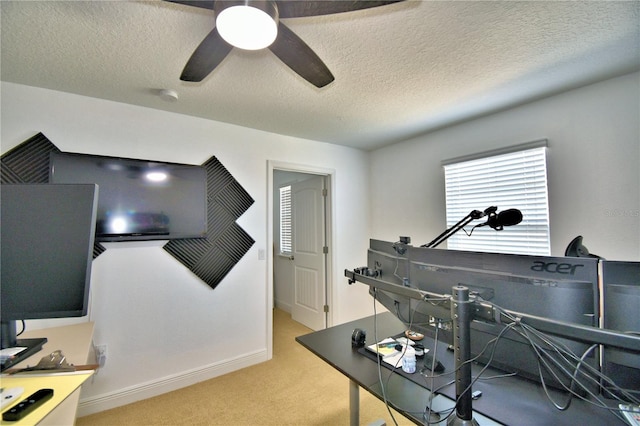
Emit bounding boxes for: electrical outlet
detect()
[95,344,107,367]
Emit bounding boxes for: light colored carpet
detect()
[77,309,413,425]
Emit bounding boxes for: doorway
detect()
[269,162,333,335]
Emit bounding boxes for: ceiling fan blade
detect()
[180,27,233,82]
[277,0,406,19]
[164,0,215,11]
[268,22,334,88]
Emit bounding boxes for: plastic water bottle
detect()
[401,345,416,373]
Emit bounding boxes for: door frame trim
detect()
[267,160,335,359]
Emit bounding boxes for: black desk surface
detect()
[296,312,627,426]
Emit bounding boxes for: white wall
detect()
[369,71,640,261]
[0,82,374,414]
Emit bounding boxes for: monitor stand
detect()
[0,337,47,372]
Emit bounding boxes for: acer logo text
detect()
[530,261,584,275]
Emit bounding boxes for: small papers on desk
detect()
[366,338,416,369]
[367,338,398,356]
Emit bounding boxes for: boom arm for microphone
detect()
[422,207,523,248]
[421,207,493,248]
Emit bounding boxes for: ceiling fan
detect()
[166,0,406,88]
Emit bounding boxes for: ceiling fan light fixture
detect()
[216,1,278,51]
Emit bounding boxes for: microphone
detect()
[477,208,523,231]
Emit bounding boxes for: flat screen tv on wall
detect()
[50,152,207,242]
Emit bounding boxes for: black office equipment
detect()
[361,238,600,392]
[0,184,98,369]
[297,312,628,426]
[2,389,54,421]
[49,151,207,242]
[602,260,640,399]
[346,238,640,425]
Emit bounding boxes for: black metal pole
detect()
[449,286,479,426]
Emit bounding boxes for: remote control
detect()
[2,389,54,421]
[0,387,24,410]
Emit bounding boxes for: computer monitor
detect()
[366,238,600,392]
[1,184,98,370]
[601,260,640,400]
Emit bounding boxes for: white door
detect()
[290,175,327,330]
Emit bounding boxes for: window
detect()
[443,141,550,255]
[279,185,292,254]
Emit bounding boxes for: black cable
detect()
[448,322,519,420]
[519,322,640,418]
[522,326,601,402]
[423,318,440,424]
[520,325,633,424]
[418,321,519,425]
[415,321,520,425]
[488,301,640,419]
[16,320,26,337]
[494,308,606,398]
[377,298,522,425]
[487,303,609,400]
[372,287,639,424]
[503,308,637,406]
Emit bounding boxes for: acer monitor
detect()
[365,239,599,392]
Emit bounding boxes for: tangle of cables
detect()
[369,293,639,425]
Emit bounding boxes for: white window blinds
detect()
[279,185,292,254]
[443,144,550,255]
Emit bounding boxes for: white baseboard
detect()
[77,349,269,417]
[274,299,292,313]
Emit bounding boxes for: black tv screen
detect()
[50,152,207,242]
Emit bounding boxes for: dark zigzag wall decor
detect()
[163,156,255,289]
[1,132,254,290]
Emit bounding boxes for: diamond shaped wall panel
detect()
[217,223,255,263]
[206,202,236,240]
[1,164,24,184]
[191,245,237,285]
[1,133,59,184]
[164,155,255,289]
[162,237,213,270]
[204,156,235,197]
[216,180,254,219]
[2,133,255,290]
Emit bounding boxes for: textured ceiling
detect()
[1,1,639,151]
